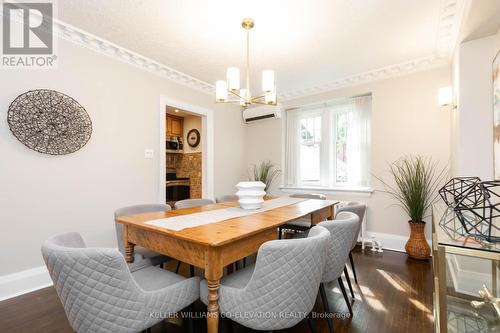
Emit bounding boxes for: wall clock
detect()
[7,89,92,155]
[187,129,200,148]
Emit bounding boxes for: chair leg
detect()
[175,260,181,274]
[187,305,194,333]
[243,257,246,268]
[319,283,334,333]
[278,226,283,239]
[190,265,195,277]
[349,252,358,284]
[235,261,240,270]
[307,314,318,333]
[338,277,353,317]
[343,266,355,299]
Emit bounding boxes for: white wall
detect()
[0,37,246,280]
[246,67,451,244]
[183,115,202,153]
[451,31,500,178]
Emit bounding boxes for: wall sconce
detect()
[438,86,456,109]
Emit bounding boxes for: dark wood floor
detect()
[0,247,433,333]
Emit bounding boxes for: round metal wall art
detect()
[7,89,92,155]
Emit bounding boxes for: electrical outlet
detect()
[144,149,154,159]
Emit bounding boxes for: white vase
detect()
[236,181,266,210]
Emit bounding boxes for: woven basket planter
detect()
[405,222,431,260]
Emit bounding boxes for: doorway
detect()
[159,96,214,205]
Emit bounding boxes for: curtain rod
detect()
[285,92,372,112]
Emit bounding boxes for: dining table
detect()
[115,197,339,333]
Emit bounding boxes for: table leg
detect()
[123,225,135,263]
[125,242,135,263]
[206,249,223,333]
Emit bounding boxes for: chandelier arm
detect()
[228,89,244,100]
[250,91,274,101]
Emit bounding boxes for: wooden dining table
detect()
[115,198,338,333]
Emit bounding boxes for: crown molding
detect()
[26,1,466,101]
[52,19,215,96]
[435,0,470,57]
[278,55,449,101]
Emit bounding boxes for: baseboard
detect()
[0,266,53,301]
[365,231,432,253]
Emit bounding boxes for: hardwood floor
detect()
[0,247,433,333]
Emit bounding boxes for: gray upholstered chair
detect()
[174,198,215,209]
[336,202,367,284]
[200,225,331,332]
[278,193,327,239]
[114,204,170,272]
[317,211,359,333]
[41,232,199,333]
[215,194,239,203]
[173,198,215,276]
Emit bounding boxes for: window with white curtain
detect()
[285,95,372,189]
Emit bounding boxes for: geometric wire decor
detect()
[7,89,92,155]
[439,177,500,242]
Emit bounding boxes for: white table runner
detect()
[146,196,306,231]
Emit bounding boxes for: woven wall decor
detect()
[7,89,92,155]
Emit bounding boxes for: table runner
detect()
[146,196,306,231]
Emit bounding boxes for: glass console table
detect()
[432,204,500,332]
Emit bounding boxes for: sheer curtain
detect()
[346,95,372,187]
[285,108,301,186]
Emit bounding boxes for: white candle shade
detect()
[227,67,240,91]
[262,70,275,93]
[215,80,228,101]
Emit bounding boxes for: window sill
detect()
[280,185,374,196]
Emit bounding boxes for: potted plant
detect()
[250,160,281,198]
[376,156,446,260]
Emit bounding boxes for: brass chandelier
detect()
[215,18,277,108]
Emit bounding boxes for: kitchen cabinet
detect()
[166,114,183,137]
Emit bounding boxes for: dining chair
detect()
[114,204,170,272]
[41,232,199,333]
[174,198,215,209]
[278,193,327,239]
[336,202,367,284]
[215,194,239,203]
[174,198,215,276]
[316,212,359,333]
[199,225,330,332]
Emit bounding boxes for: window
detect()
[285,95,372,189]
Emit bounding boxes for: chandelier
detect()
[215,18,277,108]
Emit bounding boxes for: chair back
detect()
[216,194,239,203]
[336,202,367,249]
[290,193,327,200]
[221,226,330,330]
[318,212,359,282]
[41,232,151,333]
[174,198,215,209]
[114,204,170,255]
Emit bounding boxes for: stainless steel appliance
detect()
[166,136,184,153]
[166,169,190,202]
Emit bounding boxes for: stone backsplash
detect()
[166,152,202,199]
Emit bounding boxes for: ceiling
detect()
[57,0,468,100]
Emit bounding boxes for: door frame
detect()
[159,95,214,202]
